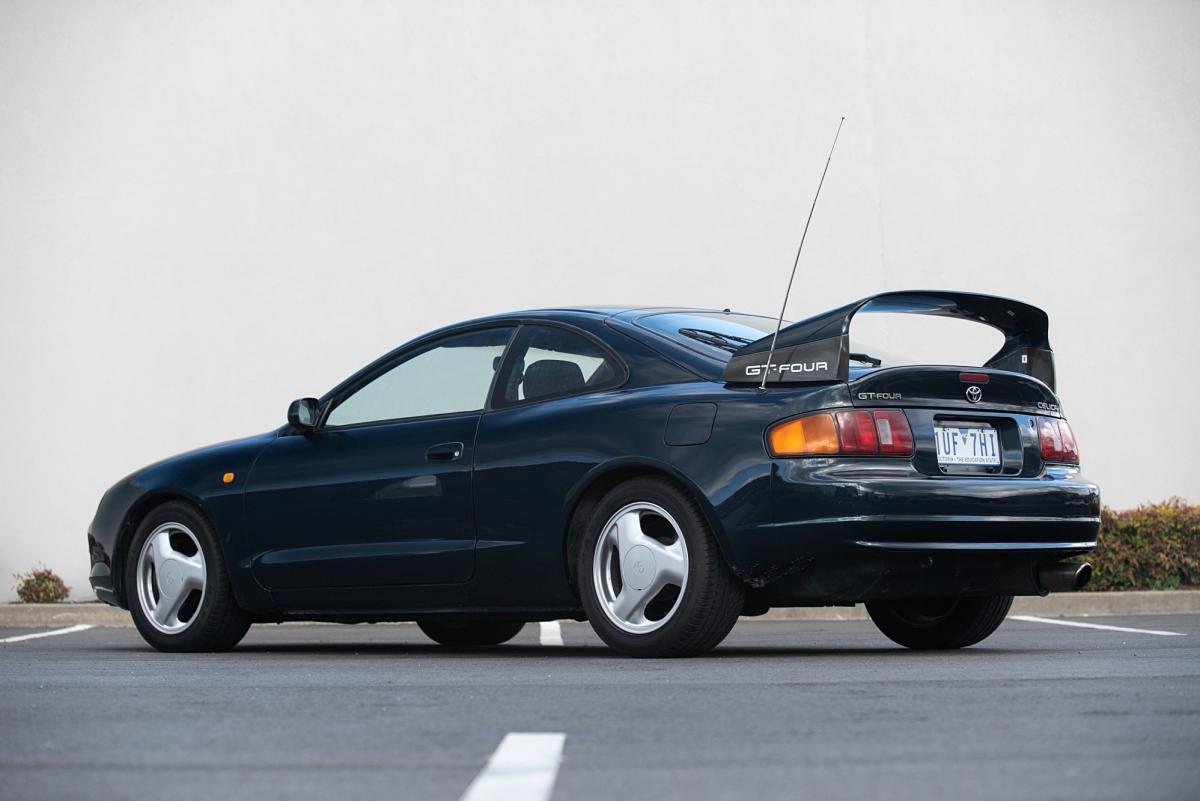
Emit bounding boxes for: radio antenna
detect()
[759,116,845,391]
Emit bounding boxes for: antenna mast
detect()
[759,116,845,391]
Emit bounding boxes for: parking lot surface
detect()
[2,615,1197,801]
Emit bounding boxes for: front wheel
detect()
[124,501,251,652]
[866,595,1013,649]
[578,477,745,657]
[417,620,526,646]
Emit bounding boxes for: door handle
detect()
[426,442,464,462]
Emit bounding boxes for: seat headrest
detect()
[523,359,585,400]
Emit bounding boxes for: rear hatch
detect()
[850,366,1060,477]
[848,366,1059,416]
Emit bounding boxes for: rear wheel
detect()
[124,501,251,652]
[578,477,745,657]
[866,595,1013,649]
[417,620,526,646]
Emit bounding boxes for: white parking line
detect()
[0,624,94,644]
[459,732,566,801]
[538,621,563,646]
[1010,615,1186,637]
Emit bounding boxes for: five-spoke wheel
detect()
[592,502,689,634]
[136,522,207,634]
[124,501,251,652]
[579,477,744,657]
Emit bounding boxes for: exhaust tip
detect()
[1037,561,1093,594]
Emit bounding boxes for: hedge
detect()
[1085,499,1199,591]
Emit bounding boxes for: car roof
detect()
[456,305,753,325]
[465,307,782,380]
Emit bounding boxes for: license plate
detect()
[934,425,1001,466]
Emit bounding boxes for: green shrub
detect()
[13,566,70,603]
[1085,499,1199,591]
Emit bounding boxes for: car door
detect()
[470,323,628,606]
[244,325,515,591]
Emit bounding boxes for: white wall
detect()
[2,0,1197,600]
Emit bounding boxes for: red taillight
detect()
[769,409,913,457]
[1038,417,1063,460]
[1058,420,1079,461]
[872,409,915,455]
[835,410,878,454]
[1039,417,1080,464]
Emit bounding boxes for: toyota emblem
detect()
[965,386,983,404]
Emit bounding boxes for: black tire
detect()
[578,477,745,658]
[417,620,526,646]
[866,595,1013,650]
[124,500,251,652]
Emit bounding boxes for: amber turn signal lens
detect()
[768,413,839,456]
[768,409,914,457]
[222,472,235,484]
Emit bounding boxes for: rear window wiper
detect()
[849,352,882,367]
[677,328,755,353]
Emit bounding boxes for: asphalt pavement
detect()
[1,615,1197,801]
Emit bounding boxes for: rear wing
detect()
[721,290,1055,390]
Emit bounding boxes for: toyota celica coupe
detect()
[87,291,1099,657]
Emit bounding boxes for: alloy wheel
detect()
[592,502,689,634]
[135,522,207,634]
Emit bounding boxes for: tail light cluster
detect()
[1038,417,1080,464]
[767,410,913,457]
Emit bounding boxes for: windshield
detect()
[634,311,782,360]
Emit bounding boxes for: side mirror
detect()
[287,398,319,431]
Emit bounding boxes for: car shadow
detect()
[99,641,1041,659]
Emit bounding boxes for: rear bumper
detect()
[726,458,1099,601]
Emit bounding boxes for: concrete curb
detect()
[1,603,131,628]
[3,590,1198,628]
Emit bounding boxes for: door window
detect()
[326,327,513,426]
[497,325,623,405]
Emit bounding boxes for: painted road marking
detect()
[459,732,566,801]
[538,621,563,646]
[1010,615,1186,637]
[0,624,95,644]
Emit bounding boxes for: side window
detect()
[499,325,622,405]
[326,327,513,427]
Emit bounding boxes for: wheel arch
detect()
[110,489,210,609]
[560,458,735,594]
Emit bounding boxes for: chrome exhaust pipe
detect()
[1037,562,1093,594]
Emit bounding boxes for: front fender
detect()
[87,431,277,610]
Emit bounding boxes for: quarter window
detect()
[498,326,621,405]
[326,327,513,426]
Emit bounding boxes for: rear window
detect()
[635,308,1007,371]
[634,312,782,360]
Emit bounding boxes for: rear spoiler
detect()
[722,290,1055,390]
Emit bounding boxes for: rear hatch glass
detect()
[634,311,784,360]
